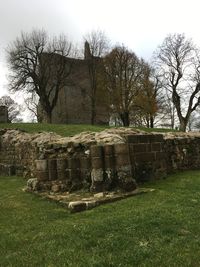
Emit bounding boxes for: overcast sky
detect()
[1,0,200,98]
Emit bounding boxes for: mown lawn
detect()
[1,171,200,266]
[0,123,177,137]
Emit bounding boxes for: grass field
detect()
[1,171,200,266]
[0,123,177,137]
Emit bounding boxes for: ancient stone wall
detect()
[0,129,60,177]
[164,137,200,171]
[1,128,200,193]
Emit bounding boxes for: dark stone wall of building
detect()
[0,106,8,123]
[51,58,90,124]
[38,54,110,125]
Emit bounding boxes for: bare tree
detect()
[104,45,142,126]
[7,29,73,123]
[24,92,39,122]
[83,30,110,124]
[160,89,178,129]
[134,61,164,128]
[84,29,109,57]
[155,33,200,131]
[0,95,22,122]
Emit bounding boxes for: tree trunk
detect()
[42,109,52,123]
[91,100,96,125]
[146,116,150,128]
[120,112,130,126]
[91,110,96,125]
[179,119,187,132]
[38,98,53,123]
[150,116,154,128]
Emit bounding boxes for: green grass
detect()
[0,123,108,137]
[0,123,176,137]
[1,171,200,266]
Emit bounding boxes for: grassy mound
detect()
[0,123,176,137]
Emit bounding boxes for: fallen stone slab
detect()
[68,188,150,213]
[68,200,97,213]
[25,183,154,213]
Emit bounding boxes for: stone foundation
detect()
[1,128,200,193]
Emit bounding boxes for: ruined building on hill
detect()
[38,42,109,125]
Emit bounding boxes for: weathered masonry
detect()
[38,43,109,125]
[1,128,200,193]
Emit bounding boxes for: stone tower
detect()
[84,41,92,59]
[37,44,109,125]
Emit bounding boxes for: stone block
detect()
[119,178,137,192]
[86,200,97,209]
[48,169,57,181]
[103,145,114,155]
[91,168,104,182]
[116,165,137,191]
[36,171,49,181]
[56,158,67,180]
[149,134,164,143]
[67,169,81,180]
[57,158,67,170]
[155,152,166,160]
[91,157,104,169]
[104,156,115,169]
[0,164,16,176]
[90,181,105,192]
[135,152,156,162]
[68,201,87,213]
[8,165,16,176]
[146,144,151,152]
[68,158,80,169]
[94,192,105,198]
[90,145,103,157]
[80,157,90,169]
[51,184,60,193]
[129,144,147,153]
[151,143,162,152]
[154,169,167,180]
[115,154,130,166]
[114,143,129,154]
[106,168,116,181]
[90,168,105,192]
[126,135,138,143]
[57,170,68,180]
[27,178,39,191]
[48,159,57,180]
[137,135,150,143]
[35,159,48,171]
[134,163,154,182]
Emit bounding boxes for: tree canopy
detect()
[5,29,200,130]
[7,29,72,123]
[154,33,200,131]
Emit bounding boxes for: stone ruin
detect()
[1,127,200,199]
[38,42,109,125]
